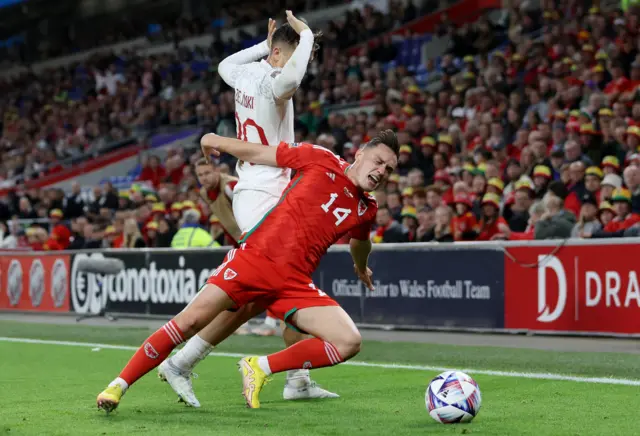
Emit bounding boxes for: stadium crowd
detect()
[1,0,640,252]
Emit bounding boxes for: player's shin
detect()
[115,320,186,390]
[258,338,346,375]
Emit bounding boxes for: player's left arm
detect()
[201,133,278,167]
[350,237,374,291]
[271,29,314,100]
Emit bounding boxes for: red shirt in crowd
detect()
[452,212,479,241]
[604,77,631,95]
[603,213,640,233]
[138,165,167,188]
[476,217,508,241]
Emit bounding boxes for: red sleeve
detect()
[276,142,341,170]
[509,230,534,240]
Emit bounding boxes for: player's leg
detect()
[281,325,340,400]
[96,283,235,412]
[259,305,361,373]
[233,189,330,395]
[239,296,357,408]
[159,302,269,407]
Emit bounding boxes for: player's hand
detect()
[200,133,221,164]
[286,10,309,35]
[267,18,277,49]
[354,265,374,291]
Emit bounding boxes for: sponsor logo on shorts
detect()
[224,268,237,280]
[358,199,368,216]
[7,259,23,306]
[29,259,45,308]
[302,361,313,369]
[144,342,159,359]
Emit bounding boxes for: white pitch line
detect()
[1,336,639,387]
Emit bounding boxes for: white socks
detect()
[109,377,129,392]
[286,369,311,388]
[257,356,272,375]
[172,334,214,372]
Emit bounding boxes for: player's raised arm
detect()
[218,19,276,87]
[201,133,278,167]
[271,11,315,100]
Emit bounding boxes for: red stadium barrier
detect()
[348,0,502,56]
[504,243,640,335]
[0,254,70,312]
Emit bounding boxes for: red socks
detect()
[266,338,343,373]
[119,320,184,386]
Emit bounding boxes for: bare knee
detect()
[174,309,209,338]
[332,329,362,361]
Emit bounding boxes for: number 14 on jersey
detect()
[321,193,352,226]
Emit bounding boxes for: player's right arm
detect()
[201,134,334,170]
[201,133,278,167]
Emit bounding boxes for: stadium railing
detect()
[1,238,639,338]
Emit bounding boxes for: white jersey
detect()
[232,60,294,197]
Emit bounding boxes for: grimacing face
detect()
[353,144,398,192]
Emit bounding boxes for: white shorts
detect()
[233,190,281,233]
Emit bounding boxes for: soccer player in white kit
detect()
[158,12,338,407]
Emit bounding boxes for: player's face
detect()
[354,145,398,192]
[195,164,218,188]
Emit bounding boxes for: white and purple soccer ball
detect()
[425,371,482,424]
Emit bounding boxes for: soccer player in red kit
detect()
[96,129,399,412]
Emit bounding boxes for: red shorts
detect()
[206,247,339,327]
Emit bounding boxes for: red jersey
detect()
[603,213,640,233]
[240,142,378,277]
[477,217,508,241]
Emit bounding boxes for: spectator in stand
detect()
[82,223,102,249]
[572,192,602,238]
[0,221,18,249]
[423,205,454,242]
[372,206,406,243]
[138,156,167,189]
[623,166,640,213]
[535,187,576,240]
[591,188,640,238]
[17,197,38,220]
[122,218,146,248]
[64,182,86,219]
[400,206,419,242]
[171,209,217,248]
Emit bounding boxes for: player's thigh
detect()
[206,247,277,308]
[232,190,280,232]
[198,302,270,346]
[173,283,235,334]
[290,305,361,348]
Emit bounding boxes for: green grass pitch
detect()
[0,321,638,436]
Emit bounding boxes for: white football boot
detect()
[283,371,340,400]
[158,358,201,408]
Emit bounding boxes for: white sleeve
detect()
[271,29,314,100]
[218,40,270,88]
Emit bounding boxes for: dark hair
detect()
[367,129,399,156]
[271,23,322,59]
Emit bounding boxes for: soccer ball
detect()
[425,371,482,423]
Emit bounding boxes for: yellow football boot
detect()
[96,384,124,413]
[238,357,270,408]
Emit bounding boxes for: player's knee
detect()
[175,308,209,337]
[333,330,362,360]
